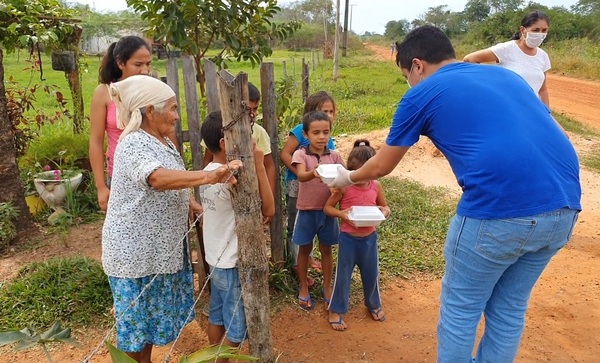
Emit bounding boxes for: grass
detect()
[0,257,112,331]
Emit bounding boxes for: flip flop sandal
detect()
[298,294,316,311]
[329,315,347,332]
[369,307,386,322]
[321,288,331,308]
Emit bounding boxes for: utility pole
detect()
[350,4,356,33]
[342,0,349,57]
[333,0,341,80]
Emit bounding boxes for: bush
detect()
[19,129,90,173]
[0,257,112,331]
[0,202,19,250]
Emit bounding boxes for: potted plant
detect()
[32,150,82,219]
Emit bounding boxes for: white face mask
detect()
[525,31,546,48]
[406,63,422,89]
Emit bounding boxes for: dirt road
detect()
[364,43,600,132]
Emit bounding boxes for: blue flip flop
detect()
[298,294,315,311]
[321,288,331,308]
[329,315,347,332]
[369,307,386,322]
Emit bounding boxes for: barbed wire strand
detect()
[84,169,263,363]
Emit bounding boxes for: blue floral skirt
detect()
[108,249,195,352]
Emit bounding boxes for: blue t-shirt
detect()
[387,62,581,219]
[284,123,336,182]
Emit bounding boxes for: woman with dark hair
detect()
[89,36,152,211]
[463,11,551,107]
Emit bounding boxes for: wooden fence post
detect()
[217,70,273,363]
[260,63,284,265]
[165,57,207,287]
[283,60,287,78]
[166,58,183,152]
[311,49,316,72]
[302,58,309,103]
[204,60,220,112]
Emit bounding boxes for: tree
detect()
[384,19,410,39]
[488,0,524,13]
[126,0,300,96]
[0,0,80,236]
[464,0,491,23]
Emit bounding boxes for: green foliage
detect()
[0,257,112,331]
[384,20,410,39]
[19,129,89,174]
[106,341,138,363]
[76,10,147,51]
[0,202,19,249]
[127,0,300,69]
[180,344,258,363]
[0,0,78,52]
[377,178,456,278]
[0,321,79,363]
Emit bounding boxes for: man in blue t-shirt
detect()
[330,26,581,363]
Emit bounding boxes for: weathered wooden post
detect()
[302,58,309,103]
[217,70,273,362]
[283,60,287,78]
[260,63,284,265]
[311,50,316,71]
[165,58,183,152]
[204,60,220,112]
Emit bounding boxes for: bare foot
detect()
[328,311,347,331]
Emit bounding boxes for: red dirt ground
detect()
[1,44,599,362]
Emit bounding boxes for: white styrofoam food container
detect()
[316,164,344,184]
[348,206,386,227]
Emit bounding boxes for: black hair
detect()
[395,25,456,70]
[347,139,376,171]
[303,91,337,115]
[248,82,261,102]
[201,111,224,153]
[302,110,331,133]
[99,36,151,84]
[511,10,551,40]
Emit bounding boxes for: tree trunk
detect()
[65,26,84,134]
[0,49,33,236]
[217,70,273,363]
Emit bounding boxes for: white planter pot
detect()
[33,170,83,211]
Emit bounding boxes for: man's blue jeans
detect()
[437,208,579,363]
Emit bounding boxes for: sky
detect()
[79,0,580,35]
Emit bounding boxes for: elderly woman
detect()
[101,75,242,363]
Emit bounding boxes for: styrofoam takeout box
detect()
[316,164,344,184]
[348,206,386,227]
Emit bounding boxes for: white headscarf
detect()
[109,75,176,140]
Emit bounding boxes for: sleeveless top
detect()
[105,84,122,176]
[340,181,378,235]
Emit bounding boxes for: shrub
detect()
[0,202,19,250]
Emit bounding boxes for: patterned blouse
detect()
[102,130,189,279]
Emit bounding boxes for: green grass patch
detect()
[378,177,456,279]
[0,257,112,331]
[553,112,599,137]
[582,143,600,173]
